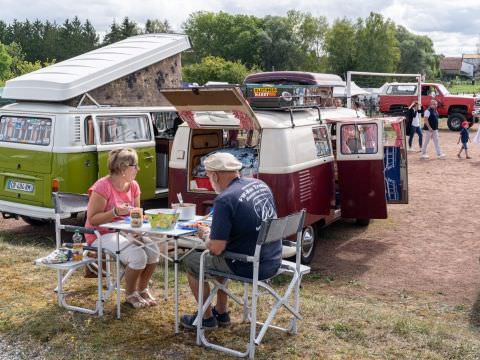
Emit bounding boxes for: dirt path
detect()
[313,128,480,304]
[1,129,479,305]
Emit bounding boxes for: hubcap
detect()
[452,118,461,129]
[302,226,315,259]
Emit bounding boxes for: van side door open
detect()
[335,119,388,219]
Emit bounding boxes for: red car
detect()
[379,82,480,131]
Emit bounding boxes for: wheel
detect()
[300,225,317,264]
[21,216,50,226]
[355,218,370,227]
[447,113,466,131]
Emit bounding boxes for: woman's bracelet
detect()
[112,207,118,217]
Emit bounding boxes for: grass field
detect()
[1,224,480,360]
[447,83,480,95]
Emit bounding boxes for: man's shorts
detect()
[462,142,468,149]
[183,251,234,279]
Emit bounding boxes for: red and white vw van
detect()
[162,86,408,263]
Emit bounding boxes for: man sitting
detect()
[180,152,280,330]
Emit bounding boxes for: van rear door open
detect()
[161,88,261,129]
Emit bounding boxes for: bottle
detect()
[72,230,83,261]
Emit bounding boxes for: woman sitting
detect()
[84,148,159,309]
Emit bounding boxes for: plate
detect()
[6,179,34,193]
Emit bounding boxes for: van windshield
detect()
[96,115,150,144]
[0,116,52,145]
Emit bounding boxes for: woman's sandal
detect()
[139,288,158,306]
[125,291,148,309]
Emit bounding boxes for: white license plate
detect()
[6,180,34,193]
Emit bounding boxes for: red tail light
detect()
[52,178,59,192]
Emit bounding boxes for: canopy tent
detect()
[333,81,370,98]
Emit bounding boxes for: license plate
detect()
[6,179,34,193]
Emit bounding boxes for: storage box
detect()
[194,177,213,191]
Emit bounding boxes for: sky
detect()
[1,0,480,56]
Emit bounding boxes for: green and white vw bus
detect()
[0,34,190,225]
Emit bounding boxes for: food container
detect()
[145,209,179,230]
[130,207,143,228]
[171,203,196,221]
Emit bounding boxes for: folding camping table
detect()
[100,218,206,333]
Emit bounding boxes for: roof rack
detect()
[243,84,334,108]
[241,84,334,128]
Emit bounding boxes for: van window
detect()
[340,123,378,155]
[0,116,52,145]
[84,116,95,145]
[96,115,150,144]
[312,126,331,158]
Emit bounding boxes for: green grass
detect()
[0,231,480,359]
[447,84,480,95]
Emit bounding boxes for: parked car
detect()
[378,82,480,131]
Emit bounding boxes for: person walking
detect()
[421,99,445,159]
[457,121,471,159]
[406,101,423,152]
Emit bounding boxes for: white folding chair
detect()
[196,210,311,359]
[35,192,119,315]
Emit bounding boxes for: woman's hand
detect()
[115,203,131,216]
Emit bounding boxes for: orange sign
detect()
[253,87,277,97]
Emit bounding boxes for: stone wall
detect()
[66,53,182,107]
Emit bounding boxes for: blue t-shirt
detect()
[210,177,281,280]
[460,127,469,143]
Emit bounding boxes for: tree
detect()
[286,10,329,72]
[0,42,12,83]
[257,15,304,71]
[324,18,357,76]
[355,13,400,73]
[103,20,123,45]
[145,19,172,33]
[182,56,253,85]
[396,25,436,79]
[183,11,263,68]
[103,17,140,45]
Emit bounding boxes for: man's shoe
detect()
[420,154,429,160]
[180,313,218,331]
[438,154,446,159]
[212,307,231,327]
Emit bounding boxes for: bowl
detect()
[145,209,179,230]
[171,203,196,221]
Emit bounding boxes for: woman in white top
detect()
[407,101,423,151]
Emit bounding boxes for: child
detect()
[457,121,471,159]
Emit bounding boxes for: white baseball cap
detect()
[204,152,242,171]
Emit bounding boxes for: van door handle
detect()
[84,160,92,167]
[144,155,154,160]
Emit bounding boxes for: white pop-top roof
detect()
[3,33,191,102]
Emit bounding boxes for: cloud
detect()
[0,0,479,55]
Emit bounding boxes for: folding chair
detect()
[196,209,311,359]
[35,192,118,315]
